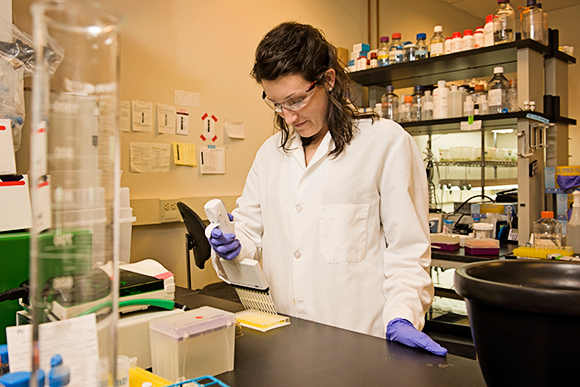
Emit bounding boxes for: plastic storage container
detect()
[487,67,510,114]
[473,223,494,239]
[150,307,236,382]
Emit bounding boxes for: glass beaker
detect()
[29,1,124,386]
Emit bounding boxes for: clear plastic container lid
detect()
[150,306,235,340]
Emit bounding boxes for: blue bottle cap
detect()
[0,370,45,387]
[417,33,427,40]
[50,355,63,368]
[414,85,423,92]
[386,85,394,92]
[0,345,7,364]
[403,41,412,46]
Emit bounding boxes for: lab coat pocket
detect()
[319,204,369,263]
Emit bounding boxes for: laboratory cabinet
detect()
[350,37,576,242]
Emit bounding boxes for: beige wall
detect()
[12,0,578,289]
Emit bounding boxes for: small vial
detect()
[529,101,536,111]
[523,100,530,110]
[443,219,454,235]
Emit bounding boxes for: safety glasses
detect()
[262,79,318,113]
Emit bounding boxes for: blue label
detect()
[415,49,428,59]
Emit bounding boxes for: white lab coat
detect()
[216,118,433,338]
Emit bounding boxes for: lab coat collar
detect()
[288,130,335,170]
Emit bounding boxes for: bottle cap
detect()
[541,211,554,218]
[452,31,462,38]
[451,85,458,91]
[403,41,414,47]
[370,52,377,59]
[392,33,401,39]
[414,84,423,92]
[404,95,413,103]
[380,36,389,42]
[498,0,509,3]
[486,14,494,24]
[474,223,494,231]
[494,66,504,74]
[417,33,427,40]
[463,29,473,36]
[0,345,7,364]
[445,37,452,40]
[438,80,446,88]
[526,0,537,6]
[386,85,394,92]
[434,25,443,33]
[476,26,485,31]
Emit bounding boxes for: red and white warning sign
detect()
[200,113,218,142]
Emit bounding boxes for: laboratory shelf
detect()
[435,160,518,168]
[399,111,576,136]
[350,39,575,89]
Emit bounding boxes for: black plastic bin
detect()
[454,259,580,387]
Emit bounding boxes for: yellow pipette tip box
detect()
[129,366,172,387]
[235,309,290,332]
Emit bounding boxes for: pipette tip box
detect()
[149,307,235,382]
[235,309,290,332]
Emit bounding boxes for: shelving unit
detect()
[350,38,576,243]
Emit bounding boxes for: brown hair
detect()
[250,22,377,157]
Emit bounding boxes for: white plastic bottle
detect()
[448,85,463,118]
[464,95,475,116]
[370,52,378,68]
[462,29,474,51]
[484,15,495,46]
[521,0,544,43]
[433,80,449,119]
[474,27,484,48]
[377,36,390,66]
[488,67,510,113]
[444,37,452,54]
[429,26,445,57]
[422,90,434,120]
[567,190,580,255]
[494,0,516,44]
[451,32,462,53]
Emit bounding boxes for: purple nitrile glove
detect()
[207,212,241,260]
[386,318,448,356]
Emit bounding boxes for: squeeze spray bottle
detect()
[567,190,580,255]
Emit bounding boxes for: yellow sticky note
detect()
[173,142,197,167]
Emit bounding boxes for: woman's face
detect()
[262,71,334,139]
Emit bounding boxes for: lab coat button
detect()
[294,205,302,213]
[294,250,302,259]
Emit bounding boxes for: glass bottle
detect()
[403,41,416,62]
[487,66,510,113]
[422,90,434,120]
[415,33,429,59]
[412,85,424,121]
[377,36,390,66]
[536,3,549,46]
[429,25,445,57]
[533,211,562,246]
[494,0,516,44]
[521,0,544,43]
[399,95,416,122]
[381,85,399,121]
[389,33,404,64]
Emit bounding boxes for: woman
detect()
[209,22,446,356]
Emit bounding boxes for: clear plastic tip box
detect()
[149,306,235,382]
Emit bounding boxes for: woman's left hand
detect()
[386,318,448,356]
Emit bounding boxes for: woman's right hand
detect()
[208,228,242,260]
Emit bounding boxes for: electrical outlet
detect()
[160,199,181,223]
